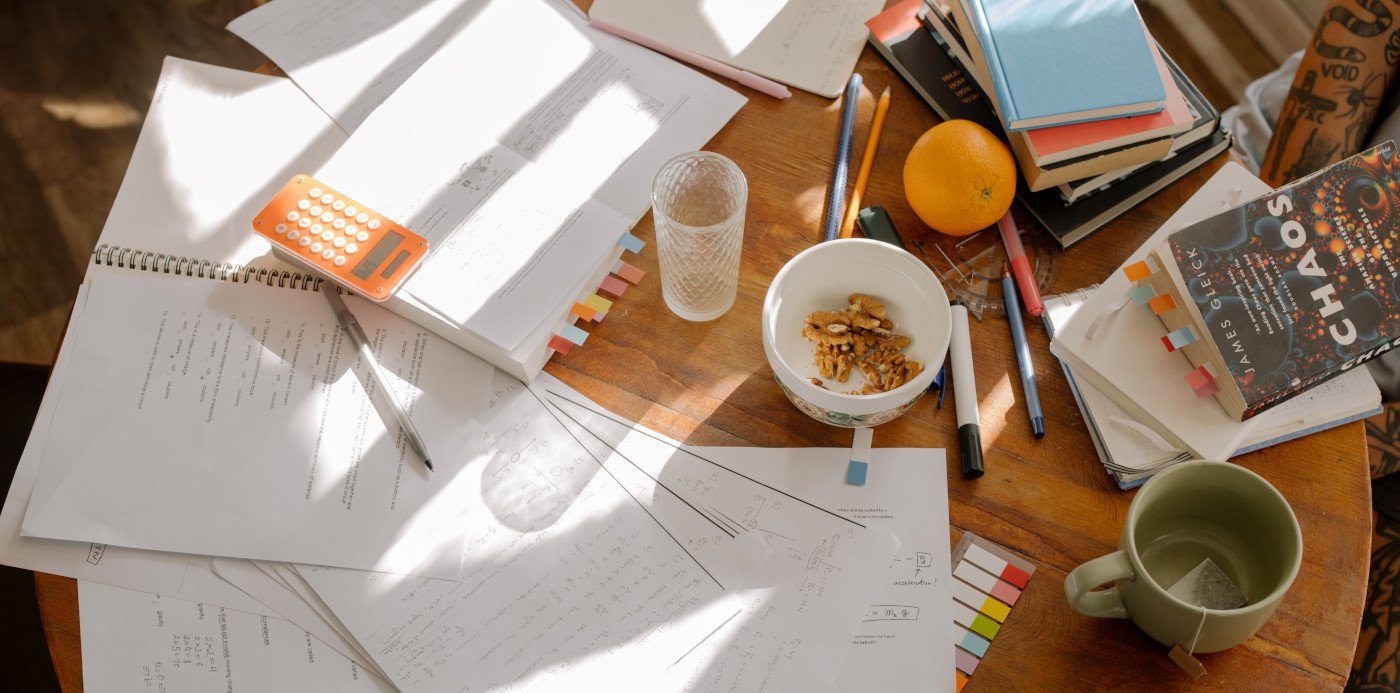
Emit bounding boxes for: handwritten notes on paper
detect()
[21,271,492,577]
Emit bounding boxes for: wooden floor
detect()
[0,1,1322,364]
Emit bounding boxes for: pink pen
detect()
[997,213,1042,317]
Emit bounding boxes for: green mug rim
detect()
[1120,460,1303,616]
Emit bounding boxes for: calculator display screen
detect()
[352,231,405,280]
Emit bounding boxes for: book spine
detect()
[92,244,324,291]
[961,0,1018,128]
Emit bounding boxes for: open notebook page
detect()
[22,270,492,577]
[588,0,885,97]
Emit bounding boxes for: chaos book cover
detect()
[1166,142,1400,416]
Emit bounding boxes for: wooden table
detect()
[36,12,1371,693]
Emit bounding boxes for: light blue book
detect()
[954,0,1165,131]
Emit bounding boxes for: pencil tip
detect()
[425,459,435,473]
[880,85,891,97]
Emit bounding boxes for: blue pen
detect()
[1001,263,1045,437]
[822,73,862,242]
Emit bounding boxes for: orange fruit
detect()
[902,120,1016,236]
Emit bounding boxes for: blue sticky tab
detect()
[1129,284,1156,305]
[845,460,868,486]
[559,323,589,346]
[1166,326,1197,349]
[618,232,646,254]
[958,629,990,657]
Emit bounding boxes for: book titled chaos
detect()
[1160,142,1400,419]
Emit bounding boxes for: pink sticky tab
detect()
[1123,260,1152,283]
[1185,365,1213,390]
[614,261,646,284]
[548,335,574,355]
[599,275,628,297]
[1193,380,1220,398]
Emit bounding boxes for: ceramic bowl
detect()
[762,239,951,428]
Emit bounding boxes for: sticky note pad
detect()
[547,334,574,355]
[845,460,868,486]
[1123,259,1152,282]
[1185,365,1214,390]
[954,560,1020,606]
[964,543,1032,589]
[613,260,646,284]
[570,303,598,321]
[953,624,991,657]
[583,294,613,316]
[1147,293,1176,314]
[952,579,1011,622]
[1129,284,1156,305]
[558,323,588,346]
[599,275,628,297]
[618,232,646,253]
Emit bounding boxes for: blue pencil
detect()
[823,73,862,242]
[1001,263,1045,437]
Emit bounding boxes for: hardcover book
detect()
[1147,143,1400,420]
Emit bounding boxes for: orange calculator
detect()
[251,175,429,301]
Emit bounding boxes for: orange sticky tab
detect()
[956,672,969,692]
[599,275,628,297]
[1123,260,1152,283]
[570,303,598,321]
[548,335,574,355]
[1147,293,1176,314]
[614,260,646,284]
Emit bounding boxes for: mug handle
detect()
[1064,551,1135,619]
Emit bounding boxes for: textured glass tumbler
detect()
[651,152,746,321]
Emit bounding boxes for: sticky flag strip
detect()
[1129,284,1156,305]
[1147,293,1176,314]
[1185,365,1214,390]
[570,303,598,321]
[1162,327,1197,352]
[599,275,628,297]
[1193,380,1220,398]
[583,294,613,317]
[1123,260,1152,283]
[558,323,589,346]
[845,461,868,485]
[612,260,646,284]
[618,232,645,254]
[548,334,574,354]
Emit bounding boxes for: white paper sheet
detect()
[532,376,904,692]
[22,270,493,577]
[78,580,393,692]
[96,57,346,266]
[299,389,760,692]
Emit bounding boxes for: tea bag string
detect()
[1187,605,1208,655]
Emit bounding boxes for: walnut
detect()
[809,377,828,390]
[857,361,884,390]
[803,293,922,395]
[848,293,887,320]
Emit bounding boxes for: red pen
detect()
[997,213,1042,317]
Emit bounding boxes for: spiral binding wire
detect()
[92,244,325,292]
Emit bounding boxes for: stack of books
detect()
[867,0,1232,248]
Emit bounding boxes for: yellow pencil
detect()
[839,86,892,239]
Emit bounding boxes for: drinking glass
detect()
[651,152,746,321]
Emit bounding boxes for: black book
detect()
[866,0,1231,248]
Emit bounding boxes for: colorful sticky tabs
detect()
[964,543,1032,590]
[583,294,613,318]
[618,231,646,254]
[953,624,991,657]
[1147,293,1177,314]
[953,602,1001,641]
[845,460,868,486]
[953,560,1020,606]
[1123,259,1152,283]
[599,275,628,297]
[547,334,574,355]
[954,648,980,675]
[1185,365,1214,390]
[558,323,589,346]
[1162,327,1197,352]
[1129,284,1156,305]
[1194,379,1220,398]
[612,259,646,284]
[570,303,598,321]
[951,579,1010,623]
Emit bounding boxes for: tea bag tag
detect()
[1167,558,1248,610]
[1168,644,1207,680]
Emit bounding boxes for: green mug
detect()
[1063,460,1303,653]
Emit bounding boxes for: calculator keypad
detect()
[250,175,429,301]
